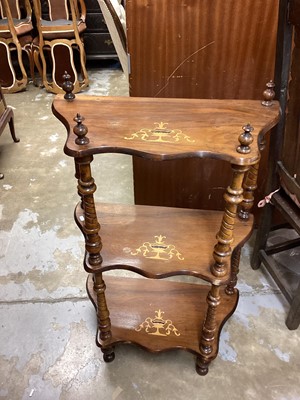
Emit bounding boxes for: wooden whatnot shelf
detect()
[52,84,280,375]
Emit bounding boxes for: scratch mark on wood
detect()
[154,41,215,97]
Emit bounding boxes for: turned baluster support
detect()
[94,272,115,362]
[211,163,249,277]
[225,247,241,295]
[239,82,276,221]
[197,284,221,375]
[236,124,258,221]
[238,161,259,221]
[73,115,113,357]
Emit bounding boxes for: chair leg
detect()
[33,46,43,87]
[8,114,19,143]
[251,203,273,270]
[286,281,300,330]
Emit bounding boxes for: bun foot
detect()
[196,357,210,376]
[102,349,115,363]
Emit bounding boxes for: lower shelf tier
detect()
[87,274,239,357]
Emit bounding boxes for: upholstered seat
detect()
[40,18,86,35]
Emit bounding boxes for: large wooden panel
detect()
[126,0,280,212]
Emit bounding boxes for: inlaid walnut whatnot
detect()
[52,80,280,375]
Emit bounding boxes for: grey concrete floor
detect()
[0,63,300,400]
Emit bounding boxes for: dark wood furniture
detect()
[251,0,300,330]
[126,0,280,213]
[84,0,117,60]
[0,85,19,178]
[52,92,280,374]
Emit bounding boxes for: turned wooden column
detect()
[73,114,114,360]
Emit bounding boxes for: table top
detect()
[52,95,280,165]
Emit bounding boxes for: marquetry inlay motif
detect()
[135,309,181,337]
[124,122,195,143]
[130,235,184,260]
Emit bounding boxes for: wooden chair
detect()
[251,0,300,330]
[32,0,89,94]
[0,0,34,93]
[96,0,128,76]
[0,85,19,178]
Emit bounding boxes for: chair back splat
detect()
[32,0,89,94]
[0,0,34,92]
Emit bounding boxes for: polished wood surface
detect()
[87,275,238,357]
[53,92,279,374]
[75,202,253,283]
[126,0,280,210]
[53,95,280,163]
[127,0,278,99]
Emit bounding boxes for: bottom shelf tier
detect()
[87,275,238,358]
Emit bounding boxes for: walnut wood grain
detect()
[53,95,280,164]
[87,275,238,359]
[53,93,279,374]
[126,0,280,211]
[126,0,278,100]
[75,202,253,284]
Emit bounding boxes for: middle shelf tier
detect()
[75,203,253,284]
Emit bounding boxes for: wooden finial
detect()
[73,114,89,145]
[62,71,75,101]
[236,124,254,154]
[262,81,275,106]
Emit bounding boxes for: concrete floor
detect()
[0,63,300,400]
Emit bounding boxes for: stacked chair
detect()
[0,0,34,93]
[32,0,89,94]
[0,84,19,177]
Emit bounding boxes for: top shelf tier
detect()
[52,95,280,165]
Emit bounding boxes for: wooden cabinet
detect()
[52,93,280,374]
[126,0,280,213]
[84,0,117,60]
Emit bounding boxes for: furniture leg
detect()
[198,284,221,375]
[238,162,259,221]
[8,114,19,143]
[75,154,113,356]
[93,272,114,361]
[286,280,300,330]
[225,247,241,295]
[211,164,249,277]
